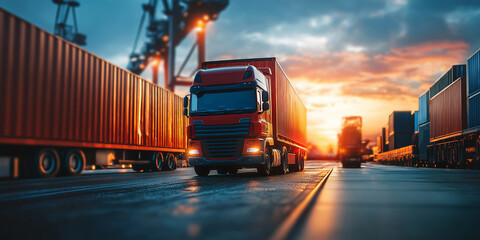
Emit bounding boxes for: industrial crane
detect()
[127,0,229,91]
[52,0,86,46]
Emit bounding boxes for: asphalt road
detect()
[295,162,480,240]
[0,161,330,240]
[2,161,480,240]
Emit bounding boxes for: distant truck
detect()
[183,57,307,176]
[0,9,186,178]
[338,116,362,168]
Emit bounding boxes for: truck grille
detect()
[194,123,250,138]
[201,138,244,159]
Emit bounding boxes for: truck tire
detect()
[300,152,305,171]
[151,152,165,171]
[163,153,177,171]
[31,148,60,178]
[258,147,272,176]
[62,149,86,176]
[279,147,288,175]
[194,166,210,177]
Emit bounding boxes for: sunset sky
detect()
[4,0,480,152]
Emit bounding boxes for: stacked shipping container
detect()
[388,111,413,151]
[467,50,480,130]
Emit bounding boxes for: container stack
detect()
[388,111,413,151]
[418,91,430,161]
[467,50,480,131]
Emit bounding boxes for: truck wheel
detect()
[279,147,288,175]
[163,153,177,171]
[31,148,60,178]
[217,168,228,175]
[227,168,238,175]
[151,152,165,171]
[194,166,210,176]
[62,149,86,176]
[257,148,272,176]
[299,152,305,171]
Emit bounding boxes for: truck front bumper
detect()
[189,154,264,168]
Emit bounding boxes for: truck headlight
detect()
[246,147,260,153]
[189,149,199,155]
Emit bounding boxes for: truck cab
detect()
[184,65,273,176]
[338,116,363,168]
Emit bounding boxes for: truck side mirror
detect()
[262,102,269,111]
[183,108,189,117]
[183,96,189,108]
[262,91,269,102]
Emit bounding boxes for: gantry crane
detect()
[52,0,86,45]
[127,0,228,91]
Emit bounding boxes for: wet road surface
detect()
[0,161,330,240]
[295,162,480,240]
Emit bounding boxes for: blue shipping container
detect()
[389,111,413,135]
[468,93,480,129]
[429,65,466,98]
[388,133,412,151]
[413,111,419,132]
[418,122,430,161]
[418,91,429,125]
[467,49,480,96]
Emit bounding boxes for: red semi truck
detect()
[338,116,362,168]
[183,58,307,176]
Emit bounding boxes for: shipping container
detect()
[468,93,480,129]
[429,65,466,98]
[418,91,429,125]
[388,111,413,136]
[418,122,430,161]
[429,77,467,141]
[388,133,412,151]
[413,111,419,132]
[467,49,480,96]
[0,9,187,177]
[202,58,307,147]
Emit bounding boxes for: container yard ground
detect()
[0,161,329,240]
[294,162,480,240]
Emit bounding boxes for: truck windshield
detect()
[190,89,257,116]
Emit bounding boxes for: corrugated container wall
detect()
[413,111,419,132]
[429,65,466,98]
[467,49,480,96]
[429,77,467,141]
[468,93,480,129]
[418,91,429,125]
[203,58,307,147]
[0,9,187,151]
[418,122,430,160]
[389,111,413,135]
[388,133,412,151]
[377,136,383,153]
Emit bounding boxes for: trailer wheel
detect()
[151,152,165,171]
[299,151,305,171]
[278,147,288,175]
[31,148,60,178]
[257,147,272,176]
[194,166,210,177]
[163,153,177,171]
[62,149,86,176]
